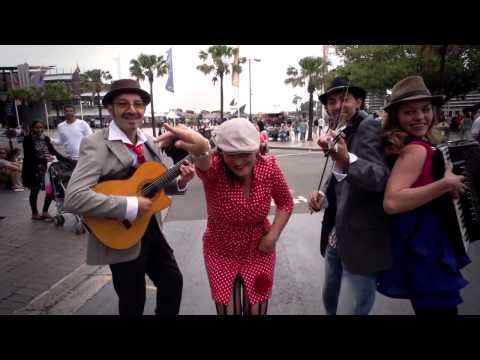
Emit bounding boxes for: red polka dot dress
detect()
[196,154,294,305]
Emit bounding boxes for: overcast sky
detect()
[0,45,341,114]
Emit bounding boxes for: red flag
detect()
[323,45,329,64]
[232,45,240,87]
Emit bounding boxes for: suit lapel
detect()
[102,128,134,171]
[143,136,161,162]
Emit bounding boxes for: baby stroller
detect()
[47,160,86,235]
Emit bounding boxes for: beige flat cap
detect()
[214,117,260,153]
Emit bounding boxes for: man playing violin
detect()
[308,77,391,315]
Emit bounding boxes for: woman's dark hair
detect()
[30,120,45,129]
[216,148,240,183]
[257,120,265,132]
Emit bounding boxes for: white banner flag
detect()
[165,48,174,93]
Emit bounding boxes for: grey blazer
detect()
[64,128,184,265]
[320,115,392,274]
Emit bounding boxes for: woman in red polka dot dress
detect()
[158,118,294,315]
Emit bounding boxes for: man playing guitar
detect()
[64,79,195,316]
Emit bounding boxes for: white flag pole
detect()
[172,91,176,127]
[80,99,84,121]
[44,100,50,135]
[166,47,176,127]
[237,86,240,117]
[9,71,21,129]
[13,99,21,129]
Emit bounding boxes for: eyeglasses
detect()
[113,100,146,111]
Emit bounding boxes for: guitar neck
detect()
[142,154,194,198]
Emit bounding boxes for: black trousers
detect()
[412,303,458,316]
[109,218,183,316]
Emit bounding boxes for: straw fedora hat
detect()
[384,76,444,111]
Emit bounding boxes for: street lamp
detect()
[249,58,261,121]
[96,83,103,128]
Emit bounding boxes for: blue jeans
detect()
[322,245,377,315]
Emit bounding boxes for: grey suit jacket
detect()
[64,128,184,265]
[320,115,392,274]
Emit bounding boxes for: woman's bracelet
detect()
[192,144,212,160]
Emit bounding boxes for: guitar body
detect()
[83,161,172,250]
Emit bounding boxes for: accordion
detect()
[433,140,480,254]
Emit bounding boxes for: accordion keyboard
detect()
[437,140,480,253]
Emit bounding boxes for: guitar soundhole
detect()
[141,182,156,199]
[122,220,132,229]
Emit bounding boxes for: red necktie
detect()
[125,143,146,164]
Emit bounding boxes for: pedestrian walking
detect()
[51,104,93,161]
[22,120,70,221]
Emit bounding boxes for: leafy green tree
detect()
[334,45,480,104]
[43,82,72,124]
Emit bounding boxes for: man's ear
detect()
[106,105,114,117]
[355,97,363,110]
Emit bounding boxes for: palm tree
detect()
[292,95,302,113]
[285,57,329,141]
[80,69,112,128]
[129,54,167,137]
[197,45,246,121]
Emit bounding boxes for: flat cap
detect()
[214,118,260,153]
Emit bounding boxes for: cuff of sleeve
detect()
[349,152,358,164]
[125,196,138,222]
[332,165,348,182]
[319,190,329,209]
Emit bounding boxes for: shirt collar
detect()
[108,120,148,145]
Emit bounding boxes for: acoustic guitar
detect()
[83,154,193,250]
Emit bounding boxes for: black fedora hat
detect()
[319,77,367,105]
[102,79,151,107]
[384,76,444,111]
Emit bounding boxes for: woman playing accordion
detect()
[378,76,471,316]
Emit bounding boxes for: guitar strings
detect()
[140,155,194,196]
[141,164,182,195]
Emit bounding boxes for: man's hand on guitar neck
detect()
[178,160,195,190]
[137,196,153,219]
